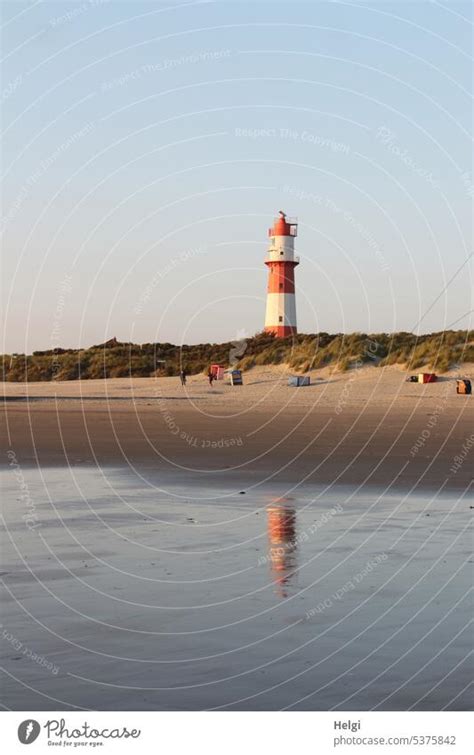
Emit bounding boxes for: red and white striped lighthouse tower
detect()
[264,211,299,337]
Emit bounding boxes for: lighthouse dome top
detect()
[268,211,298,237]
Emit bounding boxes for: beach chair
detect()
[456,379,472,395]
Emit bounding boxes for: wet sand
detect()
[1,468,472,711]
[1,366,473,710]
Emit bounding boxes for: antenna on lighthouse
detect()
[264,211,299,338]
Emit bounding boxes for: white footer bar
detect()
[1,711,472,754]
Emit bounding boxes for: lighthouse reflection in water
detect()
[266,501,297,598]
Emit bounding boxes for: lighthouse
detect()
[264,211,299,337]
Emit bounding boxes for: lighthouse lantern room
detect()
[264,211,299,337]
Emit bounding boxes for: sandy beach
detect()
[1,365,473,711]
[2,364,473,491]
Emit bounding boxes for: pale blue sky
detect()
[1,0,472,352]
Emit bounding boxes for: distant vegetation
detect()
[2,331,472,382]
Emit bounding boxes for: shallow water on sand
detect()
[1,466,472,711]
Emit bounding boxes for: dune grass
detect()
[2,330,472,382]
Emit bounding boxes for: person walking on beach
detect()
[207,368,214,387]
[180,368,187,386]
